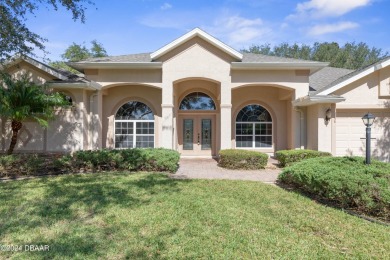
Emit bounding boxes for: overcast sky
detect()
[25,0,390,61]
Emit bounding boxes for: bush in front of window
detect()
[218,149,268,170]
[55,148,180,173]
[276,149,332,167]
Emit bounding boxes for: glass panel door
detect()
[183,119,193,150]
[201,119,211,150]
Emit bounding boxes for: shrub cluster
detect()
[276,149,332,167]
[278,156,390,220]
[0,148,180,177]
[218,149,268,170]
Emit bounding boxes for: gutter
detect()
[231,62,328,74]
[292,95,345,107]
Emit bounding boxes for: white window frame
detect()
[114,119,155,148]
[235,122,273,149]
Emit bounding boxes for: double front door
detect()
[178,115,215,156]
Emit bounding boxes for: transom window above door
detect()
[179,92,216,110]
[115,101,154,148]
[236,104,272,148]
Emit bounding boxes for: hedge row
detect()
[278,156,390,220]
[218,149,268,170]
[0,148,180,177]
[276,149,332,167]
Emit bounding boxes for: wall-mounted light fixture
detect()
[325,108,332,125]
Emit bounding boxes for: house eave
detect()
[231,62,328,74]
[48,81,101,90]
[67,62,162,73]
[292,95,346,106]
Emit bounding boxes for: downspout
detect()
[294,107,305,149]
[89,92,98,150]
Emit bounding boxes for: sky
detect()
[25,0,390,62]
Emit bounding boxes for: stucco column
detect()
[161,82,174,149]
[220,82,232,150]
[97,90,103,149]
[317,104,332,153]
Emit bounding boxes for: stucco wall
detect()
[101,85,162,149]
[334,67,390,108]
[231,85,290,152]
[1,88,86,153]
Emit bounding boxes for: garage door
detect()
[336,110,390,161]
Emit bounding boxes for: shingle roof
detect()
[83,53,152,62]
[82,52,325,64]
[241,53,319,63]
[309,67,353,92]
[312,56,390,95]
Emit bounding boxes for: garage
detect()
[336,110,390,161]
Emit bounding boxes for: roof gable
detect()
[150,28,243,61]
[3,55,69,81]
[315,56,390,95]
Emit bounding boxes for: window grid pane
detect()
[115,120,154,149]
[235,122,272,148]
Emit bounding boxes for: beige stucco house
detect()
[1,28,389,161]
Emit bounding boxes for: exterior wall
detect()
[334,67,390,108]
[159,39,233,150]
[1,88,87,153]
[231,86,291,152]
[0,63,87,153]
[7,61,56,84]
[101,85,162,149]
[306,105,319,150]
[87,69,162,88]
[305,103,335,154]
[331,66,390,161]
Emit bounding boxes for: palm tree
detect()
[0,72,68,154]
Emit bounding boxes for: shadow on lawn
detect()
[0,173,190,258]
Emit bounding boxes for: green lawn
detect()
[0,173,389,259]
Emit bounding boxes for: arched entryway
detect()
[177,91,218,156]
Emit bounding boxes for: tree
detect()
[0,72,68,154]
[0,0,93,62]
[49,40,107,73]
[242,42,388,69]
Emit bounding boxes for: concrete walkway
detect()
[171,158,281,184]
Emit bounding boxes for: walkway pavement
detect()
[171,157,281,184]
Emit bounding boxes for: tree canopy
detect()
[49,40,107,73]
[0,0,93,62]
[242,42,388,70]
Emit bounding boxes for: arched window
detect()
[179,92,216,110]
[236,104,272,148]
[114,101,154,148]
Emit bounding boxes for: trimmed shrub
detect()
[278,156,390,220]
[68,148,180,173]
[276,149,332,167]
[218,149,268,170]
[0,148,180,177]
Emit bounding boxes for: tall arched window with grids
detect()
[114,101,154,148]
[236,104,272,148]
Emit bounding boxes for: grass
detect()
[0,173,389,259]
